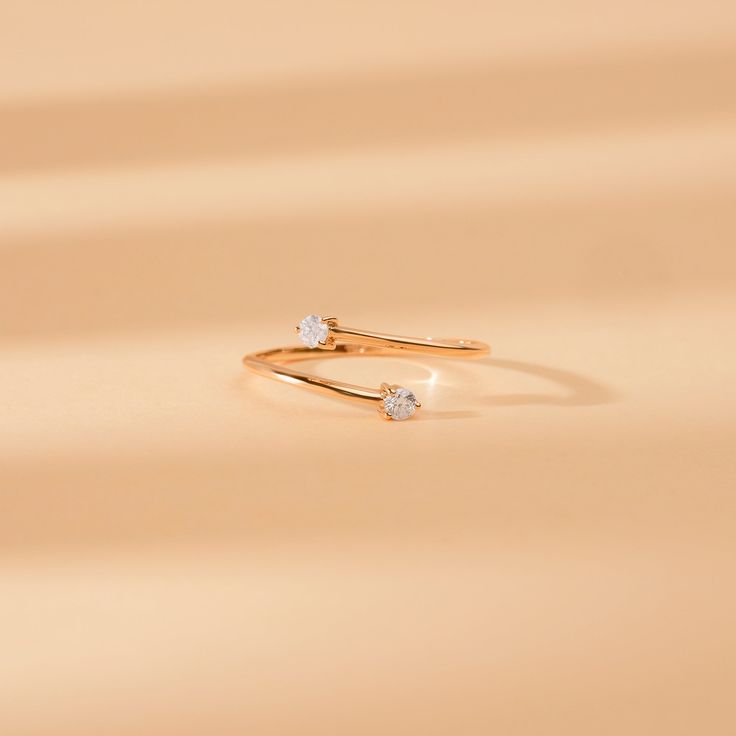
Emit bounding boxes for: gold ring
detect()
[243,314,490,421]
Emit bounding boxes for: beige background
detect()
[2,2,736,734]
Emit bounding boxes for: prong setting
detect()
[319,334,337,350]
[380,384,420,421]
[298,314,334,348]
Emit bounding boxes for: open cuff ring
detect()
[243,314,490,421]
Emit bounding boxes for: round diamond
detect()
[383,387,418,421]
[299,314,329,348]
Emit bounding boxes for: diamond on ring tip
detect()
[298,314,329,348]
[382,386,420,421]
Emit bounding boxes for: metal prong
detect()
[318,336,337,350]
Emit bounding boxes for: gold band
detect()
[243,315,490,421]
[321,323,489,358]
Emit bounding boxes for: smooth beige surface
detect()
[2,2,736,734]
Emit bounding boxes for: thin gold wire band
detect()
[244,345,393,406]
[242,316,490,421]
[296,315,489,358]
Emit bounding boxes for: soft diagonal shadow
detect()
[3,45,733,175]
[480,358,617,407]
[417,409,482,420]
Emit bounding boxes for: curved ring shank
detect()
[243,333,490,406]
[243,345,386,405]
[330,326,489,358]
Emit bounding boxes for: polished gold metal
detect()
[244,316,489,420]
[295,316,488,358]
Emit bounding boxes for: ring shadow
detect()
[418,357,617,421]
[480,357,618,407]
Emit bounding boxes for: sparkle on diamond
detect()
[299,314,329,348]
[383,387,418,421]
